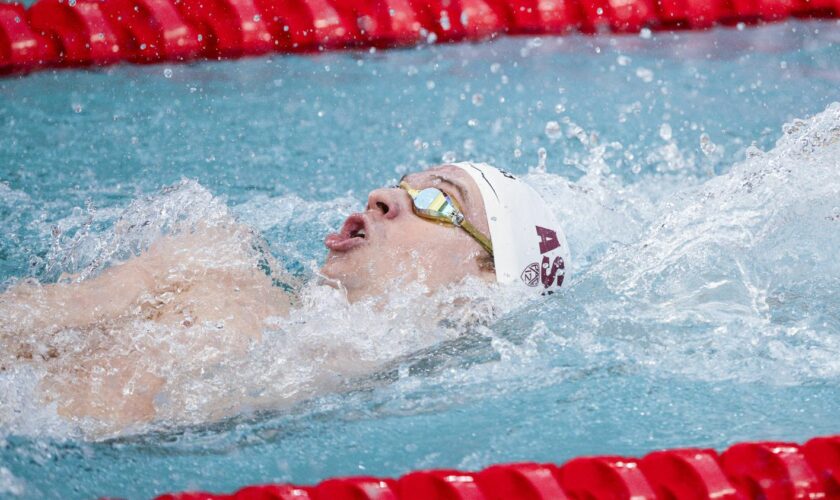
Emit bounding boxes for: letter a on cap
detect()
[536,226,560,254]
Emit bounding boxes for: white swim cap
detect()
[452,162,571,293]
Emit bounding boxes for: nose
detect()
[366,187,406,220]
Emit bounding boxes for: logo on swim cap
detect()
[520,262,540,287]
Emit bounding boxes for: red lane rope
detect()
[1,0,838,73]
[156,435,840,499]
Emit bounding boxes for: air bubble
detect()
[442,151,457,163]
[471,94,483,106]
[163,68,173,78]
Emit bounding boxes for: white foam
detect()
[1,103,838,439]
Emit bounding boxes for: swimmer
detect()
[0,163,569,431]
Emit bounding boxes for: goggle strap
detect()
[461,219,494,256]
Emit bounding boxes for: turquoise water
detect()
[1,20,840,498]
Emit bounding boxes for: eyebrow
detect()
[430,174,470,205]
[400,173,470,206]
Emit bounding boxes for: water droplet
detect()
[554,103,565,114]
[639,28,652,39]
[527,37,543,48]
[471,93,483,106]
[745,144,764,158]
[72,103,83,113]
[699,133,717,156]
[568,123,588,145]
[635,67,654,83]
[617,55,631,66]
[535,147,547,173]
[163,68,173,78]
[545,121,562,141]
[659,123,672,141]
[426,80,435,90]
[439,12,451,31]
[442,151,457,163]
[490,63,501,74]
[68,0,76,6]
[467,118,478,127]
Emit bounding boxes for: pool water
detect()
[1,19,840,499]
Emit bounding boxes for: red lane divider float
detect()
[156,434,840,499]
[172,0,274,57]
[0,2,58,69]
[98,0,202,62]
[1,0,839,73]
[28,0,123,66]
[254,0,357,51]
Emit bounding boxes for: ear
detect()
[476,253,496,282]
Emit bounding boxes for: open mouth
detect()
[324,214,369,252]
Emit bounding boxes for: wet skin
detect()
[321,165,494,302]
[0,165,494,432]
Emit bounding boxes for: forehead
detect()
[404,165,477,193]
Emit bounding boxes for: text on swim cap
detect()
[518,226,565,289]
[536,225,561,254]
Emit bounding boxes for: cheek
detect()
[391,223,479,275]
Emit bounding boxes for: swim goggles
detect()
[399,181,494,256]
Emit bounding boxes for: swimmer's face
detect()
[321,165,495,301]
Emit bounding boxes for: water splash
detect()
[1,103,839,445]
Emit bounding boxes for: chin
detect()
[320,252,362,288]
[319,256,342,280]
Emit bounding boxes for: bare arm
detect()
[1,223,295,433]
